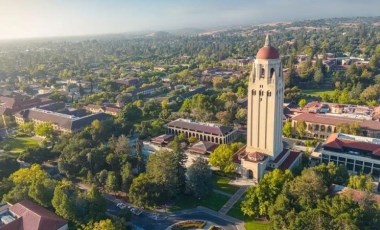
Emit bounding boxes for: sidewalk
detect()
[218,186,248,215]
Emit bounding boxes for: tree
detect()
[120,162,133,192]
[18,147,53,164]
[114,135,130,155]
[2,164,55,207]
[348,174,373,192]
[241,169,293,218]
[129,173,159,208]
[360,84,380,103]
[0,156,19,179]
[235,108,247,124]
[212,76,224,89]
[209,143,242,173]
[18,121,34,134]
[338,88,351,104]
[336,123,360,135]
[295,121,307,138]
[82,219,124,230]
[145,150,185,202]
[216,111,231,125]
[34,122,55,138]
[283,121,293,137]
[321,93,331,102]
[298,99,307,109]
[186,157,213,198]
[87,186,107,220]
[313,68,324,85]
[311,162,348,187]
[52,180,76,221]
[105,171,119,192]
[289,169,327,209]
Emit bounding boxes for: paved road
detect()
[128,208,240,230]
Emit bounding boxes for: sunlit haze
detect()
[0,0,379,40]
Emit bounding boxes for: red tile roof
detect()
[272,148,289,164]
[6,200,67,230]
[323,133,380,156]
[188,141,218,154]
[292,112,380,131]
[278,151,301,170]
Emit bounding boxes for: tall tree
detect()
[209,143,242,173]
[186,157,213,198]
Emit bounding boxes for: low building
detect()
[113,77,140,87]
[167,118,238,144]
[0,200,68,230]
[84,104,121,116]
[188,141,218,155]
[132,84,162,97]
[0,94,52,115]
[150,134,174,146]
[291,112,380,139]
[233,146,302,180]
[15,108,110,133]
[318,133,380,175]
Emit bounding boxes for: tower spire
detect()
[264,34,270,47]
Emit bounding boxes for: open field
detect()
[301,89,335,97]
[0,137,40,154]
[213,176,239,194]
[169,192,230,212]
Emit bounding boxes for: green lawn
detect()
[0,137,40,153]
[169,192,230,212]
[301,89,335,97]
[213,176,239,194]
[227,200,270,230]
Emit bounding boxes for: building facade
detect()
[292,112,380,139]
[166,118,238,144]
[318,133,380,176]
[15,108,110,133]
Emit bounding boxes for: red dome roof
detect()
[247,151,266,162]
[256,46,280,59]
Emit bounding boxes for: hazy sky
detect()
[0,0,379,39]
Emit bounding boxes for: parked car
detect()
[117,203,127,209]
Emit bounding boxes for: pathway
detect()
[218,186,248,215]
[213,189,233,197]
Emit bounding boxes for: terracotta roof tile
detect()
[323,133,380,157]
[7,200,67,230]
[278,151,301,170]
[292,112,380,131]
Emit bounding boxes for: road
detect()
[105,198,241,230]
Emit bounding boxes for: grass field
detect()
[169,192,230,212]
[0,137,40,153]
[227,200,270,230]
[301,89,335,97]
[213,176,239,194]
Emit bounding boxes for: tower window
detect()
[260,67,265,78]
[253,90,256,96]
[270,68,275,79]
[267,91,271,97]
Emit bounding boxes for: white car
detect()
[117,203,127,209]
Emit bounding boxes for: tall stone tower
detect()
[246,35,283,159]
